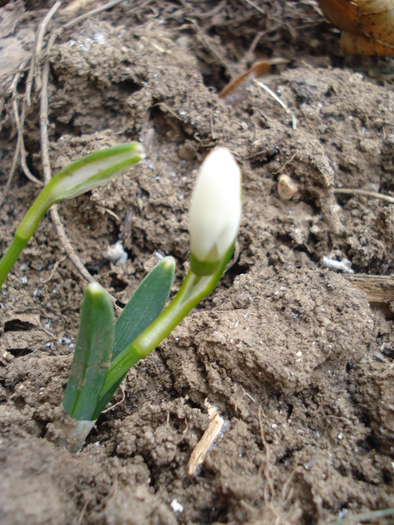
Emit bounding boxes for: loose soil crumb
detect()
[0,2,393,524]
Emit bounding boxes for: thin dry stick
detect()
[152,102,185,121]
[187,401,224,476]
[254,79,298,130]
[0,62,38,207]
[37,10,99,292]
[334,188,394,204]
[274,153,296,174]
[244,0,266,16]
[101,383,126,414]
[247,31,265,56]
[75,499,90,525]
[1,119,22,207]
[0,0,59,206]
[40,60,98,288]
[38,8,95,278]
[34,0,63,92]
[38,5,123,306]
[61,0,123,31]
[41,256,66,283]
[12,97,43,186]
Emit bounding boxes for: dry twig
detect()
[40,59,100,290]
[334,187,394,204]
[187,400,224,476]
[244,0,266,16]
[61,0,123,31]
[34,1,63,92]
[37,1,121,305]
[101,383,126,414]
[12,96,43,186]
[0,59,43,207]
[76,499,90,525]
[0,0,59,205]
[274,153,296,174]
[343,274,394,304]
[220,61,271,102]
[41,256,66,283]
[254,79,298,130]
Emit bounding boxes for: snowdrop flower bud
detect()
[189,148,242,275]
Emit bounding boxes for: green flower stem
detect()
[0,188,54,288]
[99,247,234,402]
[0,235,29,288]
[0,143,145,289]
[15,186,55,240]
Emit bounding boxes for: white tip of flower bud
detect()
[189,148,242,275]
[86,282,104,296]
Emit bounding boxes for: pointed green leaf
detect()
[92,256,175,419]
[113,256,176,359]
[47,143,146,202]
[63,283,114,421]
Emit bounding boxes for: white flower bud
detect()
[189,148,242,275]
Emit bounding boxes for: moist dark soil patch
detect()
[0,1,393,524]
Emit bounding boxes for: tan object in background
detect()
[317,0,394,55]
[277,174,298,201]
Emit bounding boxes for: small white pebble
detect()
[170,499,183,513]
[106,241,128,265]
[322,256,354,274]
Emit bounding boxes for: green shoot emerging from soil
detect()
[0,143,146,288]
[57,147,242,450]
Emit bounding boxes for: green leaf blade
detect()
[49,143,146,202]
[113,256,176,359]
[63,283,114,421]
[92,256,175,419]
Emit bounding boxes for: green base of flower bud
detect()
[190,253,220,276]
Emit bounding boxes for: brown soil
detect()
[0,1,393,524]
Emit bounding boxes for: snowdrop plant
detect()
[0,143,146,288]
[56,147,242,450]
